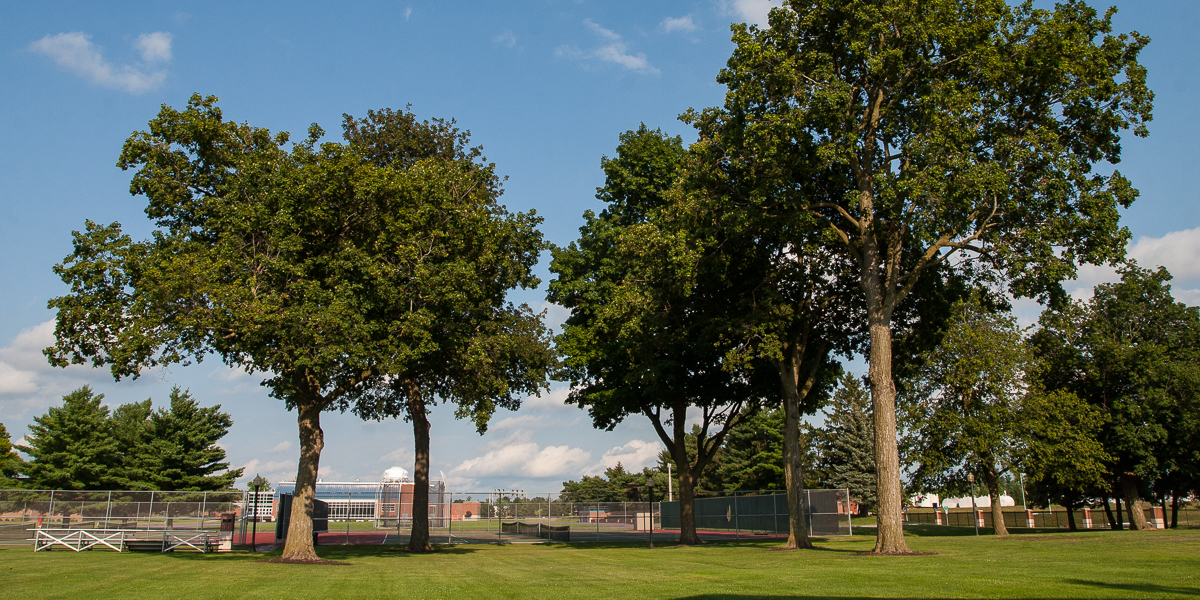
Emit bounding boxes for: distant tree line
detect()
[1,386,241,491]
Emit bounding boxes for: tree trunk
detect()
[407,383,433,551]
[281,401,324,561]
[1065,501,1077,531]
[1102,496,1117,530]
[862,260,910,554]
[670,400,702,546]
[777,346,817,550]
[1119,473,1152,531]
[1114,494,1124,530]
[1171,489,1180,528]
[983,466,1008,536]
[675,459,701,546]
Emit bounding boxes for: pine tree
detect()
[817,376,876,515]
[710,407,787,492]
[17,386,124,490]
[135,387,242,491]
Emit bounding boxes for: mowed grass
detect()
[3,527,1197,599]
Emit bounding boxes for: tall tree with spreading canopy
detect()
[549,125,772,545]
[688,0,1152,552]
[44,95,551,560]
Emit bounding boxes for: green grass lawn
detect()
[4,527,1197,599]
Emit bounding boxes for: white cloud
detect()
[1129,227,1200,281]
[29,32,171,94]
[494,30,517,48]
[1175,289,1200,307]
[404,7,412,20]
[0,320,127,420]
[268,441,293,454]
[239,458,296,486]
[558,20,659,75]
[450,431,592,479]
[719,0,780,28]
[582,439,662,476]
[661,15,698,33]
[540,301,570,333]
[134,32,172,62]
[522,386,573,411]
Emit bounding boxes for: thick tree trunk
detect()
[675,460,701,546]
[779,352,813,549]
[983,466,1008,536]
[1114,493,1124,530]
[670,400,702,546]
[1119,474,1152,531]
[407,384,433,551]
[281,401,324,561]
[1171,492,1180,530]
[1102,496,1117,530]
[863,273,910,554]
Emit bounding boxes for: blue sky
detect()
[1,1,1197,493]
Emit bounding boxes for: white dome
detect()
[381,466,410,482]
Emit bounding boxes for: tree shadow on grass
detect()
[1061,579,1200,597]
[159,543,481,563]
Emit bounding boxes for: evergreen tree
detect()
[816,376,876,515]
[135,387,242,491]
[17,386,124,490]
[1,423,27,485]
[247,474,272,492]
[110,399,153,488]
[708,407,786,493]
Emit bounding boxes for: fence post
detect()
[148,491,155,530]
[48,490,55,520]
[773,492,780,536]
[595,500,600,542]
[200,492,207,531]
[105,491,113,526]
[447,492,453,545]
[733,492,740,540]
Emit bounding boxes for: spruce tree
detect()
[137,387,242,491]
[17,386,124,490]
[817,376,876,515]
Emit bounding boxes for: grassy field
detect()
[4,527,1197,599]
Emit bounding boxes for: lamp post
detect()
[968,472,979,536]
[646,479,655,549]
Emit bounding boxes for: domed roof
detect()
[381,466,410,482]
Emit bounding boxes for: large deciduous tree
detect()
[1031,263,1200,531]
[550,125,772,545]
[344,108,554,553]
[688,0,1152,552]
[45,95,551,560]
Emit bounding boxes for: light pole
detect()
[968,473,979,536]
[251,475,260,552]
[646,479,655,549]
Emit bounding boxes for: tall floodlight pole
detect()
[968,473,979,536]
[646,479,655,549]
[251,477,260,551]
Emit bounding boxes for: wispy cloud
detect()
[661,15,698,33]
[494,29,517,48]
[268,441,293,454]
[29,31,172,94]
[556,19,659,75]
[404,7,413,20]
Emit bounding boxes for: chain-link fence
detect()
[0,489,243,546]
[660,489,853,537]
